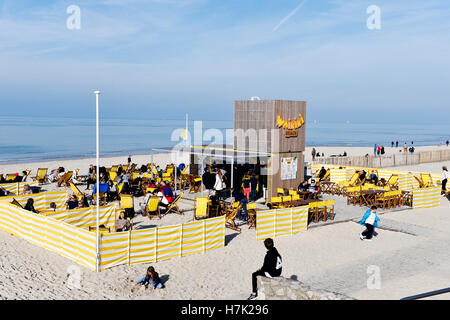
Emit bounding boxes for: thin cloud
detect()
[272,0,308,32]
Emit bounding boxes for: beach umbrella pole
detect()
[94,90,100,272]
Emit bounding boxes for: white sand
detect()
[1,148,449,300]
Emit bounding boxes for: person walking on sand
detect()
[446,140,449,147]
[248,238,282,300]
[442,166,449,195]
[359,205,380,241]
[373,144,377,156]
[396,141,399,148]
[312,147,316,161]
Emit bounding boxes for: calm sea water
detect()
[1,117,449,164]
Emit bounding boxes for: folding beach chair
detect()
[166,192,185,215]
[225,203,242,232]
[22,170,31,182]
[193,197,209,220]
[247,203,257,229]
[322,200,335,221]
[70,182,86,201]
[10,198,24,209]
[5,173,17,182]
[31,168,48,183]
[146,197,161,219]
[57,171,73,187]
[126,163,136,174]
[277,188,285,196]
[270,196,283,209]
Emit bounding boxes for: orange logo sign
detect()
[276,114,305,137]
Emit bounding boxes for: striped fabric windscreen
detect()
[0,191,68,211]
[256,206,309,241]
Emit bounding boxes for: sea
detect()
[1,116,449,164]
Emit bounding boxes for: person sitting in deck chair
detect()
[308,180,319,199]
[24,198,38,213]
[369,171,378,185]
[358,170,367,182]
[248,238,282,300]
[22,184,33,195]
[115,211,131,232]
[65,194,79,210]
[318,167,327,181]
[160,181,174,204]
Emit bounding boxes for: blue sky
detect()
[1,0,450,123]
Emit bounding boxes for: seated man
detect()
[358,170,367,182]
[308,180,319,199]
[318,167,327,181]
[369,171,378,185]
[248,238,282,300]
[157,188,170,212]
[298,180,310,192]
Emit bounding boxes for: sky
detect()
[1,0,450,123]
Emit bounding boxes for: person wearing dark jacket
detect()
[248,238,282,300]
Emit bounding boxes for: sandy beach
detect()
[1,146,449,300]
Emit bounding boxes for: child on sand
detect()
[133,266,164,290]
[359,205,380,241]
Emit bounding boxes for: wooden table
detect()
[359,190,385,207]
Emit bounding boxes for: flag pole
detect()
[185,113,188,148]
[94,90,100,273]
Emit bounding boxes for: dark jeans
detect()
[238,198,248,221]
[251,189,257,201]
[252,270,266,294]
[362,223,375,239]
[442,179,448,193]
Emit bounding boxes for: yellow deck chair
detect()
[321,169,331,181]
[282,195,292,207]
[109,171,117,182]
[292,194,300,201]
[111,165,118,172]
[31,168,48,183]
[225,203,242,232]
[194,197,209,220]
[277,188,285,196]
[386,174,399,190]
[146,197,161,219]
[323,200,335,221]
[70,182,85,201]
[270,196,283,209]
[166,192,184,215]
[5,173,17,182]
[122,165,129,172]
[57,171,73,187]
[288,190,298,196]
[420,173,433,188]
[119,194,133,210]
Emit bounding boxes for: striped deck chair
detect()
[146,196,161,219]
[31,168,48,183]
[126,163,136,174]
[57,171,73,187]
[194,197,209,220]
[225,203,242,232]
[166,192,184,215]
[5,173,17,182]
[70,182,86,201]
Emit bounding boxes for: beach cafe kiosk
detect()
[187,99,307,200]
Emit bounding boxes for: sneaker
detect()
[360,233,364,240]
[363,238,372,242]
[247,293,257,300]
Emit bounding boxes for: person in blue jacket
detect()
[359,205,380,241]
